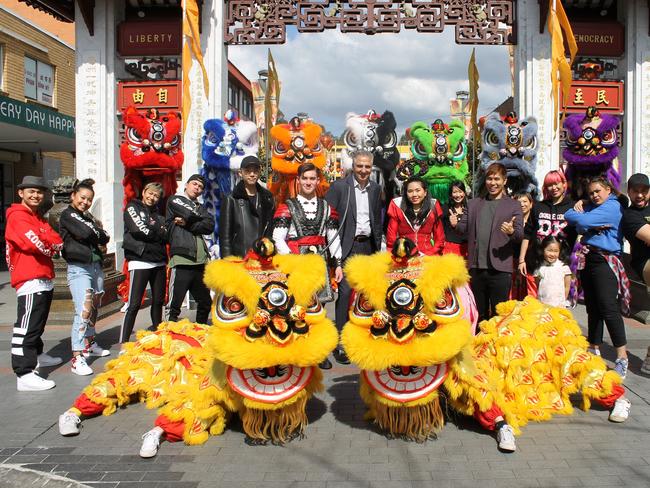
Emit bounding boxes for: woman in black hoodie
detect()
[59,179,111,376]
[120,182,167,343]
[519,170,576,277]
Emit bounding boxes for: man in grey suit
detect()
[325,150,384,364]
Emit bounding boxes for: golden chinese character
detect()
[596,89,610,106]
[132,89,145,104]
[574,88,585,104]
[157,88,168,104]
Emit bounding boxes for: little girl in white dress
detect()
[534,236,573,308]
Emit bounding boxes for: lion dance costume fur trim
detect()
[201,110,259,245]
[563,106,620,200]
[62,239,338,446]
[120,106,184,207]
[341,240,624,442]
[268,116,328,204]
[397,119,468,204]
[477,112,539,196]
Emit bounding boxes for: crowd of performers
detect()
[5,105,649,459]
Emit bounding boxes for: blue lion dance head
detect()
[201,110,260,252]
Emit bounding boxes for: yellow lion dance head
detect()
[341,238,474,441]
[204,238,338,442]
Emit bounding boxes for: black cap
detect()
[628,173,650,189]
[17,176,49,190]
[186,174,206,186]
[240,155,262,170]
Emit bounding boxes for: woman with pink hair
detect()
[519,170,577,278]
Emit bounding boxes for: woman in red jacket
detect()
[386,177,445,255]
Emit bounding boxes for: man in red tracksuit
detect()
[6,176,64,391]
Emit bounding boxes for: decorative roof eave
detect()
[18,0,95,36]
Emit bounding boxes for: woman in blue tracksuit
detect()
[565,176,629,379]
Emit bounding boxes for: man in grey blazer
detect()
[325,150,384,364]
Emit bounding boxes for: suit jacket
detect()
[456,196,524,273]
[325,174,383,259]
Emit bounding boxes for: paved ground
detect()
[0,271,649,488]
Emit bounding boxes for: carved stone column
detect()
[182,0,229,182]
[514,0,560,182]
[70,0,125,322]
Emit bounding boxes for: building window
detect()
[228,85,234,106]
[24,57,55,106]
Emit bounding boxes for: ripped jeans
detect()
[68,262,105,352]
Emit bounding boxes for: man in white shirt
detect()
[272,163,343,369]
[325,151,383,364]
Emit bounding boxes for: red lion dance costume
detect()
[120,106,184,207]
[118,106,184,302]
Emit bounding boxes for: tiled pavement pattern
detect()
[0,281,648,488]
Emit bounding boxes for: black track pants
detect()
[166,264,212,325]
[120,266,166,343]
[12,290,53,377]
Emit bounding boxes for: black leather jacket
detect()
[122,199,167,263]
[219,181,275,258]
[165,194,214,260]
[59,206,110,264]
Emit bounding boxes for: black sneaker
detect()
[319,358,332,370]
[333,348,350,365]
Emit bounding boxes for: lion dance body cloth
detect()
[63,241,338,446]
[341,242,625,442]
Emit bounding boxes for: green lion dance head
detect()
[397,119,468,203]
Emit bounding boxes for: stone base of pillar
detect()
[48,253,125,325]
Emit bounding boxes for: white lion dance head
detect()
[340,110,399,175]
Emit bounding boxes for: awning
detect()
[0,95,75,152]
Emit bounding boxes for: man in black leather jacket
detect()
[165,174,214,324]
[219,156,275,258]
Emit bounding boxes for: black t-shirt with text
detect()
[622,204,650,282]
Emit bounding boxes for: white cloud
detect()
[228,28,512,135]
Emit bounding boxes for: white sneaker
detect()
[83,342,110,358]
[120,302,129,313]
[139,428,162,458]
[71,355,93,376]
[609,397,631,423]
[17,372,56,391]
[58,411,81,436]
[496,424,516,452]
[37,353,63,368]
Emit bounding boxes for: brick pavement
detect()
[0,289,649,488]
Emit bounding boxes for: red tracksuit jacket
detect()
[5,204,63,290]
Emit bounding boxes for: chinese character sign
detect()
[563,81,624,114]
[117,81,182,112]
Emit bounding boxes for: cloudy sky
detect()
[228,27,513,137]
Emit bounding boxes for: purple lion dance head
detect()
[563,106,620,200]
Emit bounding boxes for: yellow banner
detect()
[182,0,209,133]
[548,0,578,132]
[468,48,480,146]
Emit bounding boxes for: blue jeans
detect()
[67,262,105,351]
